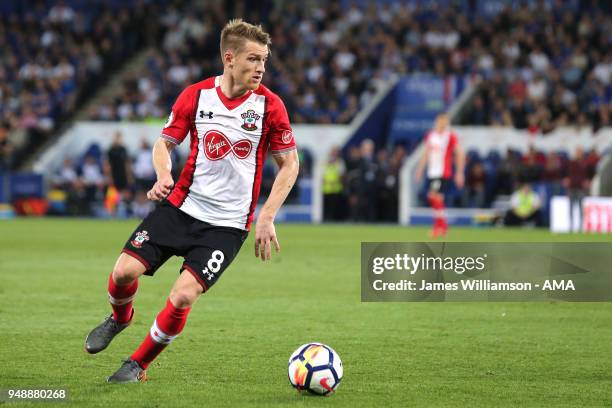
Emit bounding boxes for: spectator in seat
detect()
[563,147,590,232]
[105,132,134,208]
[0,123,13,173]
[130,190,155,219]
[376,146,403,222]
[53,158,78,191]
[133,138,155,192]
[54,158,88,216]
[356,139,378,221]
[543,152,563,195]
[520,146,544,183]
[80,155,106,215]
[504,183,543,227]
[322,147,345,221]
[463,162,486,208]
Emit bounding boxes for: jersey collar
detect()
[215,75,253,111]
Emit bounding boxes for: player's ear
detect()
[223,49,234,68]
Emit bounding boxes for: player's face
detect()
[233,40,268,90]
[435,115,449,132]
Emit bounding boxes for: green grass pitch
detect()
[1,219,611,407]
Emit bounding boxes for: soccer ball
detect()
[287,343,343,395]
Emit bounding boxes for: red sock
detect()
[440,217,448,230]
[131,299,191,369]
[108,273,138,324]
[429,196,446,230]
[429,195,444,210]
[433,217,442,229]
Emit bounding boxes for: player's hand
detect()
[147,174,174,201]
[254,218,280,261]
[455,173,465,189]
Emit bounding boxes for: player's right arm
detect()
[415,134,430,181]
[147,138,175,201]
[147,85,196,201]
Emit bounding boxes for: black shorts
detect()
[428,178,450,194]
[122,201,248,292]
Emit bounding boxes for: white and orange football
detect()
[287,343,343,396]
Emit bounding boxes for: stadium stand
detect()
[86,1,610,131]
[1,0,610,224]
[459,2,611,133]
[0,0,165,169]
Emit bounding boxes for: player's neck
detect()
[219,74,250,99]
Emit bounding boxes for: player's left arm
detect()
[453,135,465,188]
[254,149,299,261]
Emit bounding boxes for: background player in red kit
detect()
[84,19,299,383]
[415,113,465,237]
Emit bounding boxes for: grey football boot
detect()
[84,311,133,354]
[107,359,147,383]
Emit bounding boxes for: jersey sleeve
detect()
[449,132,458,150]
[161,86,196,145]
[267,95,297,154]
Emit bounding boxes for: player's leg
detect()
[84,254,146,354]
[85,204,175,355]
[134,272,201,367]
[427,179,447,237]
[108,226,247,383]
[109,254,146,322]
[107,271,201,383]
[433,190,448,234]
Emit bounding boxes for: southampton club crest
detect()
[241,109,261,131]
[130,230,150,248]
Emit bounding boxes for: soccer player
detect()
[84,19,299,383]
[414,113,465,237]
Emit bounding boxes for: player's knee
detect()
[169,287,201,308]
[112,264,139,285]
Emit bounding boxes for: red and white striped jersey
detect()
[425,129,458,179]
[161,76,296,231]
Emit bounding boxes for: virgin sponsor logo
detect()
[203,130,252,161]
[281,129,293,144]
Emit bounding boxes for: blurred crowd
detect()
[0,0,164,170]
[323,140,406,222]
[51,131,313,218]
[458,145,599,209]
[322,139,599,222]
[51,132,168,217]
[1,0,609,224]
[459,2,611,132]
[88,0,379,124]
[3,0,610,172]
[87,0,610,133]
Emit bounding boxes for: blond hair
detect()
[220,19,271,56]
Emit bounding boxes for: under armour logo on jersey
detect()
[203,130,252,161]
[200,110,214,119]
